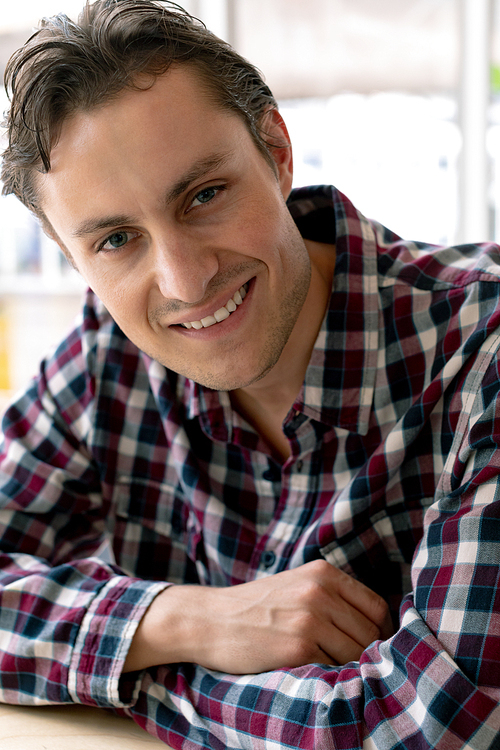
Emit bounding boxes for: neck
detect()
[230,239,335,461]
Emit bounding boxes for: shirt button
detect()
[261,550,276,569]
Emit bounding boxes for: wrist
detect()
[123,584,202,672]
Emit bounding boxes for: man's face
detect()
[39,66,311,390]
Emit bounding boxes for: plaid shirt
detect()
[1,185,500,748]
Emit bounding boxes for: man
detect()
[0,1,499,748]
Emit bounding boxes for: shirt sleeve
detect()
[0,303,169,708]
[114,369,500,748]
[115,483,500,750]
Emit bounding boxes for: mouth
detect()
[178,282,249,330]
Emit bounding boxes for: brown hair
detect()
[1,0,278,217]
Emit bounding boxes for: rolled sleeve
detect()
[69,576,170,707]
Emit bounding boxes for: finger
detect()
[316,623,366,664]
[327,592,382,649]
[324,565,390,629]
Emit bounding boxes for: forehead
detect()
[37,66,248,223]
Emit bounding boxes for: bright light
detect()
[0,1,84,32]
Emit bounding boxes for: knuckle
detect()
[305,559,331,579]
[310,559,329,572]
[301,580,322,603]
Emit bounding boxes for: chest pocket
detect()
[111,475,200,584]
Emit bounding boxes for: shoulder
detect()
[373,228,500,292]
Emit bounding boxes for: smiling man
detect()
[40,67,321,401]
[1,2,500,749]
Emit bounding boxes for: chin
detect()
[150,284,307,390]
[174,348,282,392]
[186,367,268,392]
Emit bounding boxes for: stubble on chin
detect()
[158,260,311,392]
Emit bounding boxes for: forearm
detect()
[123,561,392,675]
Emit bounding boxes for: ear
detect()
[260,108,294,199]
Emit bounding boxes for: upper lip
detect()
[168,279,251,327]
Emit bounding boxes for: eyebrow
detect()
[70,151,234,239]
[164,152,233,205]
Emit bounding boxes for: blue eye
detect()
[194,187,217,205]
[191,185,225,209]
[105,231,129,249]
[100,230,140,252]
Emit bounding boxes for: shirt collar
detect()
[291,185,380,435]
[153,185,381,438]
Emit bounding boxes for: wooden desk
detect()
[0,702,171,748]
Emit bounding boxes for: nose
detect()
[153,231,219,303]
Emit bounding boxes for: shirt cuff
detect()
[68,575,170,707]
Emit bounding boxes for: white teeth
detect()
[214,307,230,322]
[183,283,248,330]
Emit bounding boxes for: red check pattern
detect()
[1,185,500,747]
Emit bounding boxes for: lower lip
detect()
[171,279,254,340]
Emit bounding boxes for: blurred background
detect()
[0,0,497,403]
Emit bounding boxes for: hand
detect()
[123,560,393,674]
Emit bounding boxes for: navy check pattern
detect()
[1,185,500,747]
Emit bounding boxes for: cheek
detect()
[78,259,149,330]
[230,197,293,264]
